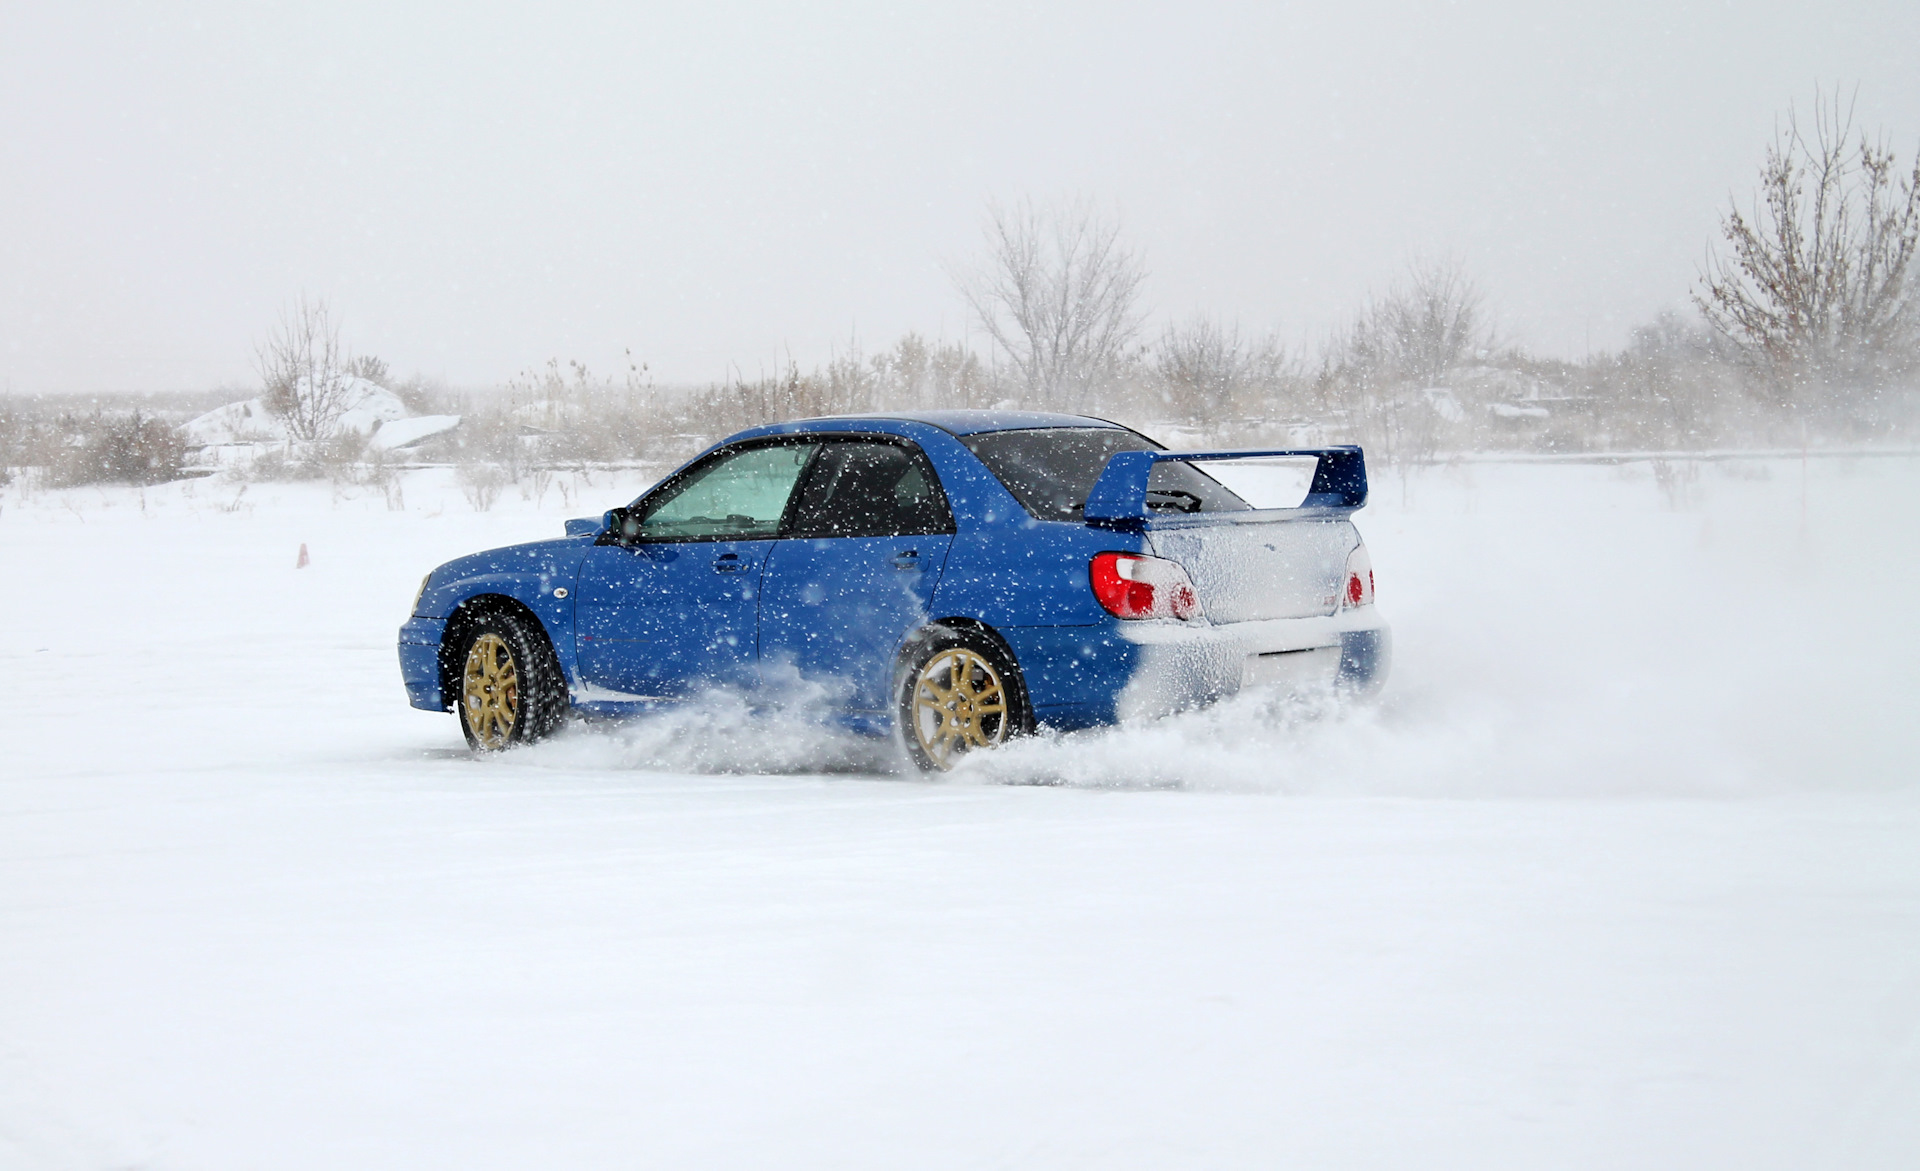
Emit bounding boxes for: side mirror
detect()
[564,517,600,538]
[597,507,625,544]
[597,506,644,545]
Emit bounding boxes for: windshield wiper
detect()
[1145,488,1203,513]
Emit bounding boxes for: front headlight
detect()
[412,573,432,614]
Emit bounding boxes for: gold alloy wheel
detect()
[462,632,520,750]
[910,647,1010,769]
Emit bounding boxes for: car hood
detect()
[415,535,593,620]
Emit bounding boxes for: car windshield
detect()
[961,427,1249,522]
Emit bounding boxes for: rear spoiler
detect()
[1082,446,1368,529]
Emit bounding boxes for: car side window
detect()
[633,442,818,541]
[784,440,954,538]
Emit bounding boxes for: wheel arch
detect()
[897,616,1035,736]
[438,593,562,709]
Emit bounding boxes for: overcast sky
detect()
[3,1,1916,395]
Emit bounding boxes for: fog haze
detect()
[3,0,1917,393]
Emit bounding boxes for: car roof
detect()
[781,409,1126,437]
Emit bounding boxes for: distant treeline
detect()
[4,93,1916,491]
[3,295,1912,495]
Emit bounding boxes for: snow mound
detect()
[370,414,462,451]
[333,378,409,435]
[182,377,409,445]
[181,397,285,445]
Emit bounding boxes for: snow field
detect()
[1,457,1917,1168]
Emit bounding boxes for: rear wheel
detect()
[455,610,566,752]
[898,629,1028,772]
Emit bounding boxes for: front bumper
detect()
[398,615,448,711]
[1114,607,1391,721]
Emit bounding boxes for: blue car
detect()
[397,411,1390,770]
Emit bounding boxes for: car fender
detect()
[415,536,591,687]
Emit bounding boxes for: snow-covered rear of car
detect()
[1074,443,1391,717]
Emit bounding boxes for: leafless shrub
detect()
[446,405,530,511]
[524,458,555,507]
[1311,257,1494,466]
[868,333,998,411]
[485,354,662,461]
[955,197,1147,408]
[1697,91,1920,420]
[1150,317,1299,425]
[257,297,351,440]
[240,446,296,482]
[0,400,34,485]
[346,354,390,386]
[1572,311,1750,450]
[310,431,409,505]
[1649,457,1701,509]
[307,429,370,478]
[458,462,508,511]
[46,411,188,487]
[1339,256,1489,392]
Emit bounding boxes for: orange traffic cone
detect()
[296,543,310,569]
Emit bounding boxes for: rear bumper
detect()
[398,616,448,711]
[1113,608,1391,721]
[1336,627,1391,693]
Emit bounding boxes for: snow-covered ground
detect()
[2,456,1917,1169]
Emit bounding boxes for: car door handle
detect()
[891,549,921,570]
[713,553,752,573]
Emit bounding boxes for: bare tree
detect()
[955,197,1147,407]
[257,296,350,441]
[1155,316,1243,418]
[1573,310,1748,450]
[1315,257,1490,468]
[1153,316,1294,423]
[1696,93,1920,411]
[1345,255,1488,389]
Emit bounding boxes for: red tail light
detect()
[1090,552,1202,620]
[1342,543,1375,608]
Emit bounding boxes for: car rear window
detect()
[961,427,1250,522]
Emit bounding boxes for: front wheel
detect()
[898,629,1030,772]
[455,610,567,752]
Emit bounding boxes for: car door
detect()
[758,437,956,711]
[575,440,818,698]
